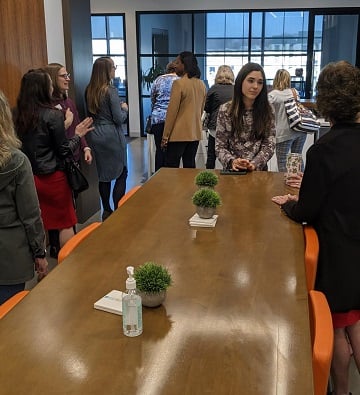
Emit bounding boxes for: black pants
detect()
[151,123,167,172]
[0,283,25,305]
[99,166,128,211]
[165,141,199,168]
[206,134,216,169]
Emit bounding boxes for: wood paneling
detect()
[0,0,47,107]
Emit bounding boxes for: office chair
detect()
[308,290,334,395]
[58,222,102,264]
[303,225,319,291]
[0,290,30,319]
[117,185,141,208]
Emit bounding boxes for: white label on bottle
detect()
[125,302,137,326]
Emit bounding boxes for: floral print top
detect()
[215,101,276,170]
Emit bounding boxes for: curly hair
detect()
[229,62,273,140]
[215,65,235,85]
[316,61,360,124]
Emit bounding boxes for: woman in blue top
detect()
[150,62,179,171]
[86,57,129,221]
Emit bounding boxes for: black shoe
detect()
[102,210,113,221]
[49,245,59,259]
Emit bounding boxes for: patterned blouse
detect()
[151,73,179,124]
[215,101,276,170]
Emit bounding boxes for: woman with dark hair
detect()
[272,61,360,395]
[44,63,93,258]
[14,69,93,249]
[215,62,275,171]
[268,68,306,172]
[161,51,206,168]
[204,65,234,169]
[86,57,128,221]
[0,90,48,304]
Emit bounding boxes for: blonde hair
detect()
[215,65,235,85]
[272,69,291,91]
[0,90,21,168]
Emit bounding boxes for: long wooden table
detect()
[0,169,313,395]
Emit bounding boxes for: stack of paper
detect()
[189,213,218,228]
[94,290,125,315]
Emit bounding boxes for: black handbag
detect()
[145,115,153,134]
[65,160,89,194]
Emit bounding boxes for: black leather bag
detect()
[65,160,89,194]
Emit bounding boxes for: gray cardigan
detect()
[0,149,46,284]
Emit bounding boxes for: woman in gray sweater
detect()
[268,69,306,172]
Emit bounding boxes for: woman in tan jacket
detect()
[161,51,206,168]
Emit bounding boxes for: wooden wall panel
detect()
[0,0,47,107]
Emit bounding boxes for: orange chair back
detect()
[58,222,102,264]
[0,290,30,319]
[308,290,334,395]
[303,225,319,291]
[117,185,141,208]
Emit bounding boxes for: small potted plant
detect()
[194,170,218,189]
[192,188,221,219]
[134,262,172,307]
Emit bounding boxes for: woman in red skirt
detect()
[14,69,93,248]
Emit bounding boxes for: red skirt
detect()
[34,171,77,230]
[332,310,360,329]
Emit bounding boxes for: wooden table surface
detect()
[0,169,313,395]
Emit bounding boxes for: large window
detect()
[91,15,128,104]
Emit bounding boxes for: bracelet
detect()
[84,147,91,152]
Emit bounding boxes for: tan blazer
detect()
[163,75,206,142]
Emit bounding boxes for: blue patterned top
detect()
[151,73,179,124]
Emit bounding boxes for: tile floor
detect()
[26,136,359,394]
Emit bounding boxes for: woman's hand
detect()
[271,194,298,206]
[35,257,49,282]
[161,137,168,150]
[75,117,94,138]
[120,102,128,111]
[84,148,92,164]
[64,108,74,130]
[232,158,255,171]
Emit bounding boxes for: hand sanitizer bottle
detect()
[122,266,143,337]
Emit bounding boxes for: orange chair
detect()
[58,222,102,264]
[0,290,30,319]
[308,290,334,395]
[303,225,319,291]
[117,185,141,208]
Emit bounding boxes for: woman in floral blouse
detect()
[215,62,275,171]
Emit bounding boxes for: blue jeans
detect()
[0,283,25,305]
[276,134,307,172]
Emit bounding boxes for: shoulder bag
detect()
[284,89,320,134]
[65,159,89,194]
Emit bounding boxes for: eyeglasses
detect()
[112,65,117,70]
[58,73,71,79]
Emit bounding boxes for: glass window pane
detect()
[225,13,249,38]
[91,16,106,38]
[108,16,124,38]
[92,39,107,54]
[109,39,125,54]
[251,13,262,37]
[207,13,226,37]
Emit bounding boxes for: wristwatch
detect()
[35,250,46,259]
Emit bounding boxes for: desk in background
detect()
[0,169,313,395]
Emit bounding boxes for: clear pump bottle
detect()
[122,266,143,337]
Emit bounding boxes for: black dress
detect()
[282,123,360,313]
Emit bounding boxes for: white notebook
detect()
[189,213,218,228]
[94,290,125,315]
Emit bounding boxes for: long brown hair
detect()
[44,63,67,100]
[229,63,273,140]
[0,90,21,168]
[86,57,113,114]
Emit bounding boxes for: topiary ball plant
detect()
[194,170,218,188]
[192,188,221,208]
[134,262,172,294]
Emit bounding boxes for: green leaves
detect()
[134,262,172,293]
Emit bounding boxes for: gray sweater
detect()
[0,149,46,284]
[268,88,305,144]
